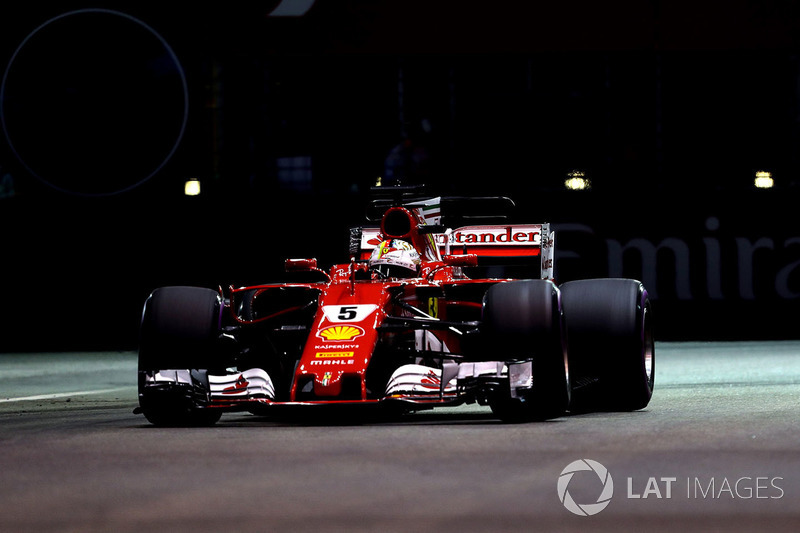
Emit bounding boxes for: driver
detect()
[369,239,421,279]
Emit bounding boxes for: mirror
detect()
[442,254,479,267]
[285,258,318,272]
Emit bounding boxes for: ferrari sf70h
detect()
[135,192,654,425]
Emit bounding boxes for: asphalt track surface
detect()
[1,342,799,533]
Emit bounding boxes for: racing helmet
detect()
[369,239,421,278]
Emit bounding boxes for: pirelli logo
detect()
[315,351,354,358]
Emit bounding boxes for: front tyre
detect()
[482,280,570,422]
[138,286,223,426]
[560,279,655,412]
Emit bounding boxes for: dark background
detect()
[2,1,800,350]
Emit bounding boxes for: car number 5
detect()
[322,304,378,323]
[338,306,358,320]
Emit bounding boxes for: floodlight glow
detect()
[754,171,774,189]
[565,171,590,191]
[184,178,201,196]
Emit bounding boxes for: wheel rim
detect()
[642,306,654,386]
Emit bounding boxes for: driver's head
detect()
[369,239,421,278]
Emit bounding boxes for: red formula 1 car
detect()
[135,192,654,425]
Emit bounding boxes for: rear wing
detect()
[357,223,554,280]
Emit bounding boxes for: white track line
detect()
[0,387,133,403]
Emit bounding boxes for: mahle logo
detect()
[558,459,614,516]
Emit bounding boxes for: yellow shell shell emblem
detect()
[318,325,364,341]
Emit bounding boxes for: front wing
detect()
[141,360,535,411]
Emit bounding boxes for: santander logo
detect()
[443,225,542,246]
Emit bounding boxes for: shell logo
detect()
[317,325,365,341]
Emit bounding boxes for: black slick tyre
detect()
[138,286,223,426]
[482,280,570,422]
[560,278,655,412]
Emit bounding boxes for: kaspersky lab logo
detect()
[558,459,614,516]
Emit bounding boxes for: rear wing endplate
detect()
[358,224,554,280]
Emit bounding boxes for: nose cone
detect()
[316,370,344,396]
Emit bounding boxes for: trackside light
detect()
[754,171,774,189]
[565,170,591,191]
[184,178,201,196]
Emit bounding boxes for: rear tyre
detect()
[560,278,654,412]
[482,280,570,422]
[138,286,223,426]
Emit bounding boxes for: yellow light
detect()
[565,170,591,191]
[754,171,774,189]
[184,178,201,196]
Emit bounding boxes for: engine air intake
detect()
[381,207,413,239]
